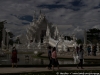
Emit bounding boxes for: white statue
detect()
[38,42,41,49]
[62,42,67,52]
[27,40,34,49]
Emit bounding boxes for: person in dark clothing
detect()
[47,46,52,69]
[77,44,84,69]
[93,45,97,56]
[87,45,91,56]
[76,46,79,55]
[11,47,18,68]
[51,47,59,71]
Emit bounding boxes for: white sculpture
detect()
[62,42,67,52]
[46,25,50,37]
[38,42,41,49]
[54,26,59,40]
[72,34,77,41]
[34,51,38,55]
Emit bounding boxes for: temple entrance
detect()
[40,30,46,43]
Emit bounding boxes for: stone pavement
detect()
[42,52,100,59]
[0,67,100,73]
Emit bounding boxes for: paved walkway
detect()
[0,51,100,74]
[0,67,100,73]
[42,52,100,59]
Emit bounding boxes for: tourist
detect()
[76,46,79,55]
[11,47,18,68]
[87,45,91,56]
[47,46,52,69]
[51,47,59,71]
[77,44,84,69]
[92,44,97,56]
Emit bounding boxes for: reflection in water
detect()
[25,55,30,64]
[41,59,43,65]
[59,60,74,64]
[0,54,99,65]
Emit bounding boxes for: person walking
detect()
[47,46,52,69]
[76,46,79,55]
[87,45,91,56]
[51,47,59,71]
[11,47,18,68]
[93,45,97,56]
[77,44,84,69]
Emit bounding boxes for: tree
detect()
[66,36,72,41]
[0,20,7,47]
[87,28,100,44]
[14,37,21,44]
[0,20,15,47]
[8,32,14,38]
[8,32,14,46]
[76,39,83,44]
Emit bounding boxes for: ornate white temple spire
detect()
[54,26,59,40]
[33,10,36,22]
[26,27,31,40]
[46,25,50,37]
[31,23,38,29]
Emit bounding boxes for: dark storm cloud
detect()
[0,0,100,38]
[37,4,66,9]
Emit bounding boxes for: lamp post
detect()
[6,29,10,51]
[2,28,6,50]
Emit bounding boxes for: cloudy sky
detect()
[0,0,100,39]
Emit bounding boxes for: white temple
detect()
[24,11,77,50]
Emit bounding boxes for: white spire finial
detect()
[54,26,59,39]
[46,25,50,37]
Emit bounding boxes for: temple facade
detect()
[26,11,59,43]
[16,11,78,49]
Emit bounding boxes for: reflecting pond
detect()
[0,54,99,65]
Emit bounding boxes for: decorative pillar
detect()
[84,30,87,54]
[2,28,6,50]
[7,32,9,50]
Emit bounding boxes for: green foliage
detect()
[9,38,14,46]
[0,20,15,47]
[66,36,72,41]
[0,20,6,29]
[8,32,14,38]
[87,28,100,44]
[14,37,21,44]
[76,39,83,44]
